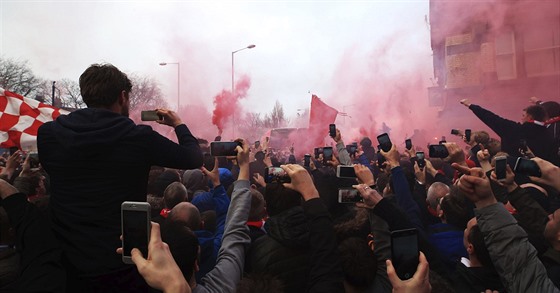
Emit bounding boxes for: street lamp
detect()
[231,44,255,137]
[159,62,180,111]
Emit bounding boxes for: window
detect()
[495,32,517,80]
[523,25,560,77]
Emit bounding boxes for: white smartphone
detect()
[336,165,357,178]
[121,201,151,264]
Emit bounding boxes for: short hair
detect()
[168,202,201,230]
[485,138,502,158]
[163,182,187,209]
[360,137,372,148]
[255,151,265,161]
[542,101,560,119]
[79,63,132,108]
[338,237,377,289]
[473,131,490,145]
[427,182,450,211]
[524,105,546,122]
[440,186,470,230]
[161,222,199,282]
[467,224,493,268]
[264,183,302,217]
[249,189,266,221]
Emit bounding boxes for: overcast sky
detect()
[1,0,433,136]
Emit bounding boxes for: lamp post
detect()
[159,62,180,111]
[231,44,255,137]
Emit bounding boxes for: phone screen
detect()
[391,228,419,280]
[337,165,357,178]
[314,147,323,160]
[416,152,425,168]
[377,133,392,152]
[323,147,333,161]
[140,110,161,121]
[254,141,260,149]
[210,142,239,157]
[265,167,291,183]
[329,124,336,138]
[495,156,507,180]
[405,139,412,150]
[304,155,311,167]
[338,188,362,203]
[514,157,542,177]
[122,209,150,259]
[429,145,449,158]
[465,129,472,142]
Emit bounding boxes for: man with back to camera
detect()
[37,63,203,292]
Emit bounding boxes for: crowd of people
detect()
[0,63,559,293]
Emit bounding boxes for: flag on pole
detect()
[0,88,68,151]
[308,94,338,146]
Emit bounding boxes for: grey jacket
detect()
[194,180,251,293]
[475,203,559,293]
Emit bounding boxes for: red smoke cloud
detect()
[211,75,251,135]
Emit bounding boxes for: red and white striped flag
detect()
[0,88,68,151]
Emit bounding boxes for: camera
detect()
[338,188,362,203]
[140,110,162,121]
[264,167,291,183]
[210,141,241,157]
[429,145,449,158]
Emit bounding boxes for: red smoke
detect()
[211,75,251,135]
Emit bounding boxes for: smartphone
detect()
[377,133,392,152]
[429,144,449,158]
[346,144,357,155]
[514,157,542,177]
[495,155,507,181]
[254,141,260,149]
[304,154,311,168]
[210,141,240,157]
[519,139,528,152]
[338,188,362,203]
[405,139,412,151]
[322,147,333,163]
[314,147,323,160]
[391,228,419,280]
[377,150,386,168]
[451,129,460,135]
[264,166,291,183]
[416,152,425,169]
[28,152,40,168]
[337,165,357,178]
[140,110,161,121]
[121,201,151,264]
[465,129,472,142]
[9,147,18,155]
[329,124,336,138]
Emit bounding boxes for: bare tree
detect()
[128,74,168,111]
[263,100,288,129]
[0,57,43,97]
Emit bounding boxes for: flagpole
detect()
[52,81,56,106]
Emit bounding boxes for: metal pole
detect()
[232,51,235,138]
[52,81,56,106]
[177,63,180,111]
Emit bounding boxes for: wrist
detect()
[302,189,320,201]
[475,197,498,209]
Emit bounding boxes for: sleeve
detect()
[147,124,203,170]
[198,180,251,293]
[367,212,393,292]
[390,166,423,230]
[507,186,549,254]
[475,203,560,293]
[469,105,522,138]
[336,141,352,166]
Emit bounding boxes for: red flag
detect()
[308,94,338,147]
[0,88,68,150]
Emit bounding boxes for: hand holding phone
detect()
[416,152,425,169]
[428,144,449,158]
[377,133,392,152]
[141,110,162,121]
[329,124,336,138]
[121,202,151,264]
[210,141,241,157]
[494,156,507,181]
[390,228,419,280]
[264,167,291,183]
[322,147,334,164]
[465,129,472,142]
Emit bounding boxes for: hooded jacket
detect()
[37,108,202,276]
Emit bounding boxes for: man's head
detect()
[249,188,267,221]
[163,182,187,210]
[161,221,199,284]
[522,105,546,122]
[264,183,302,217]
[426,182,450,213]
[463,217,493,268]
[542,101,560,120]
[472,131,490,145]
[79,64,132,115]
[168,202,202,230]
[544,208,560,249]
[439,186,471,230]
[338,237,377,290]
[254,151,265,162]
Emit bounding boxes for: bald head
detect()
[168,202,201,230]
[427,182,450,211]
[163,182,187,209]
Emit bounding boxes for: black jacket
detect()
[452,262,506,293]
[37,108,202,276]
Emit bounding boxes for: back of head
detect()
[467,224,493,268]
[542,101,560,119]
[427,182,450,211]
[264,183,302,217]
[255,151,265,162]
[161,222,199,282]
[249,188,267,221]
[182,169,207,200]
[485,138,502,158]
[163,182,187,209]
[79,63,132,108]
[473,131,490,145]
[440,186,471,230]
[168,202,201,230]
[338,237,377,290]
[152,170,181,198]
[524,105,546,122]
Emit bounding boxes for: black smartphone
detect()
[337,165,357,178]
[519,139,528,152]
[416,152,425,169]
[121,201,151,264]
[377,133,392,152]
[314,147,323,160]
[304,154,311,168]
[322,147,333,163]
[254,141,260,149]
[346,144,357,155]
[465,129,472,142]
[429,144,449,158]
[264,167,291,183]
[140,110,161,121]
[495,155,507,181]
[377,150,386,168]
[451,129,460,135]
[405,139,412,151]
[514,157,542,177]
[210,141,240,157]
[329,124,336,138]
[338,188,362,203]
[391,228,419,280]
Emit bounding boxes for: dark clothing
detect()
[468,104,559,165]
[0,193,66,293]
[37,109,202,282]
[452,261,506,293]
[428,223,468,271]
[542,248,560,289]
